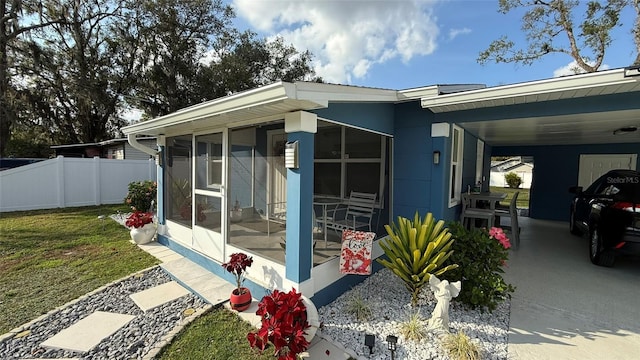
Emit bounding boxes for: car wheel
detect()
[569,207,582,236]
[589,225,615,267]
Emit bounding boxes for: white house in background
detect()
[490,157,534,189]
[51,137,157,160]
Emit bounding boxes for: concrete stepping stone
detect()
[129,281,190,312]
[40,311,135,353]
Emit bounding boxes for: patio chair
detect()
[495,191,520,249]
[267,201,287,236]
[318,191,377,236]
[460,193,495,230]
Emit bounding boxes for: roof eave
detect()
[421,69,639,112]
[122,82,297,135]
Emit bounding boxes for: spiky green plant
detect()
[399,311,427,341]
[345,291,372,321]
[441,330,482,360]
[377,212,458,306]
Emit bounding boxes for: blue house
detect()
[122,67,640,307]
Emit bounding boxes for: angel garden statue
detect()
[426,275,461,334]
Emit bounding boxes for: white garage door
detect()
[578,154,638,187]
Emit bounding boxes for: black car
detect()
[569,169,640,267]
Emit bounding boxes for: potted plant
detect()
[124,180,157,212]
[222,252,253,311]
[125,211,156,244]
[247,288,318,360]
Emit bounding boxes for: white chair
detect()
[495,191,520,249]
[460,193,495,230]
[318,191,377,236]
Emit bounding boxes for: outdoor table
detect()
[467,192,507,210]
[313,196,343,248]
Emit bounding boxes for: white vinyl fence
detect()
[489,171,533,189]
[0,156,156,212]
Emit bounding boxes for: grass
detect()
[399,310,427,341]
[0,205,159,333]
[345,291,372,321]
[490,186,530,209]
[157,306,274,360]
[441,330,482,360]
[1,205,279,359]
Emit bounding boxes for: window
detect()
[449,125,464,207]
[195,133,223,190]
[314,122,386,202]
[166,135,192,227]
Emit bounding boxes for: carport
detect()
[422,67,640,222]
[421,67,640,358]
[504,217,640,359]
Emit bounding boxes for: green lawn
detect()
[0,205,277,360]
[0,205,159,333]
[490,186,530,209]
[157,307,274,360]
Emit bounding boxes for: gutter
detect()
[127,134,158,156]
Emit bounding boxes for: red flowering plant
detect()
[222,253,253,295]
[247,288,311,360]
[125,211,154,229]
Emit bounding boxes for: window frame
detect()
[448,124,464,207]
[313,123,386,204]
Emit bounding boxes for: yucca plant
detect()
[377,212,458,306]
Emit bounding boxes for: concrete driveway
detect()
[503,217,640,359]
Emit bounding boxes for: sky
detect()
[228,0,638,90]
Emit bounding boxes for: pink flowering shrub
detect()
[489,227,511,249]
[441,222,515,312]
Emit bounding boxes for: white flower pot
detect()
[301,295,319,343]
[130,223,156,244]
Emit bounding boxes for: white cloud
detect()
[448,27,471,41]
[233,0,440,84]
[553,60,610,77]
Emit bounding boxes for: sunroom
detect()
[123,82,402,304]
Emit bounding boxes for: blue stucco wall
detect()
[493,143,640,221]
[392,101,438,219]
[311,102,395,135]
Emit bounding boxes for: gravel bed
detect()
[318,268,510,360]
[0,267,208,359]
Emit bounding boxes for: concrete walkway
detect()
[503,217,640,359]
[138,242,357,360]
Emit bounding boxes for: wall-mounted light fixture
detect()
[433,150,441,165]
[284,141,299,169]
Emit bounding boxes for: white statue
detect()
[426,275,461,334]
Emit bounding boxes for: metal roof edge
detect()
[122,82,293,135]
[420,68,636,110]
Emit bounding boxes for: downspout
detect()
[127,134,158,156]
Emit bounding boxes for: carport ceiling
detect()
[460,108,640,146]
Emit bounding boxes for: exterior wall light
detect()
[433,150,441,165]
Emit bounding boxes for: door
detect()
[192,130,227,261]
[578,154,637,188]
[267,130,287,219]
